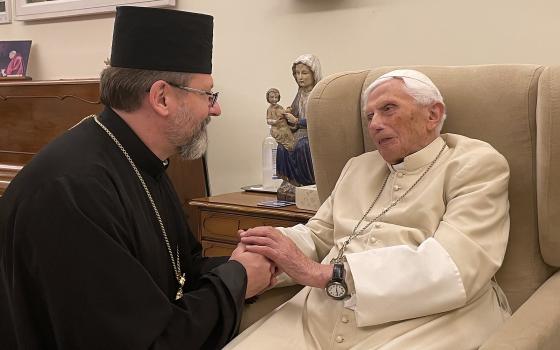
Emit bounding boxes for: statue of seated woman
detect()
[275,54,322,201]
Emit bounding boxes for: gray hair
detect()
[362,69,447,133]
[99,66,191,112]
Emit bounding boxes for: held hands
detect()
[239,226,332,289]
[229,243,275,299]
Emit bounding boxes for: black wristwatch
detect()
[325,262,349,300]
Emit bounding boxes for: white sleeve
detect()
[346,237,466,327]
[277,224,319,261]
[275,157,357,264]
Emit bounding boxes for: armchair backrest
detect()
[537,66,560,268]
[307,65,558,311]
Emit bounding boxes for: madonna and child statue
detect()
[265,54,322,201]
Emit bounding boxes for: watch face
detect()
[326,282,347,299]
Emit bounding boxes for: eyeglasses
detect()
[165,81,219,107]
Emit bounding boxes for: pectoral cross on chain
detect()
[175,273,186,300]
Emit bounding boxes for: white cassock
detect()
[225,134,511,350]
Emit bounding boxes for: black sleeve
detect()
[9,178,246,350]
[165,261,247,350]
[185,224,231,276]
[153,261,247,350]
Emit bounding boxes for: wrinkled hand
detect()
[229,243,275,298]
[239,226,332,288]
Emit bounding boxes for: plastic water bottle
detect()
[262,127,282,190]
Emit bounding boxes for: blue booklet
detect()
[257,200,294,208]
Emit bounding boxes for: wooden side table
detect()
[189,192,316,257]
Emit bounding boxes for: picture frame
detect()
[0,0,12,24]
[0,40,32,79]
[15,0,175,21]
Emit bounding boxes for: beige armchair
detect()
[241,65,560,348]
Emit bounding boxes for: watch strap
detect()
[332,262,345,281]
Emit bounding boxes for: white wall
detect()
[2,0,560,194]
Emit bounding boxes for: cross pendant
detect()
[175,273,186,300]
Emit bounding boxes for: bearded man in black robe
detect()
[0,6,273,349]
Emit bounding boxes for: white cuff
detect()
[346,237,466,327]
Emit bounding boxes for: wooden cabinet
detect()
[190,192,316,256]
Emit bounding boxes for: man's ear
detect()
[427,102,444,131]
[147,80,172,117]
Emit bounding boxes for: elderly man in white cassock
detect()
[225,69,511,350]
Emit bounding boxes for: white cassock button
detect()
[341,316,349,323]
[397,172,404,178]
[335,335,344,343]
[393,185,400,191]
[369,236,376,243]
[374,223,381,229]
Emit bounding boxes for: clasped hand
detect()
[238,226,332,289]
[229,242,275,299]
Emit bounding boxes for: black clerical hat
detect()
[110,6,213,74]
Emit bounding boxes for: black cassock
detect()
[0,108,246,349]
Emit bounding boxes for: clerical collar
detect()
[389,162,405,172]
[387,137,446,172]
[97,107,169,179]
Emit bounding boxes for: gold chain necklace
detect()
[92,115,186,300]
[332,142,447,263]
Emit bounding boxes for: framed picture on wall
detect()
[0,0,12,24]
[15,0,175,21]
[0,40,32,79]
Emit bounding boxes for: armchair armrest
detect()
[239,285,303,332]
[480,270,560,350]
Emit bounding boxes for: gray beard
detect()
[178,121,208,160]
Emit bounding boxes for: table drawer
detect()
[201,240,236,257]
[199,211,301,243]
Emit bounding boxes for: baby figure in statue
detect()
[266,88,296,152]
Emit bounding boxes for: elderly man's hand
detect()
[229,243,275,298]
[239,227,332,288]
